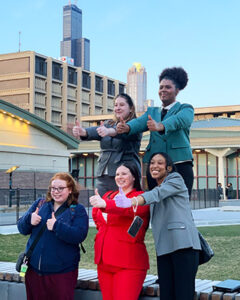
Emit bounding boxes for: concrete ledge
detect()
[2,262,240,300]
[0,262,159,300]
[220,206,240,211]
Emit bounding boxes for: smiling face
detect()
[158,79,179,107]
[114,96,131,120]
[50,179,72,206]
[115,165,135,193]
[149,154,172,184]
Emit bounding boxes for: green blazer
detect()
[127,102,194,163]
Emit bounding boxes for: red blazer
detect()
[92,189,150,270]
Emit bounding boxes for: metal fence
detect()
[0,188,218,226]
[190,188,219,209]
[0,188,95,226]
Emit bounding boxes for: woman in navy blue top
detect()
[17,172,89,300]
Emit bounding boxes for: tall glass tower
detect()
[60,3,90,70]
[127,63,147,112]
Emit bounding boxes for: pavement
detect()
[1,200,240,235]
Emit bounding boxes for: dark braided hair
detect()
[159,67,188,90]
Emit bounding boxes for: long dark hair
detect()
[146,152,176,190]
[117,162,142,191]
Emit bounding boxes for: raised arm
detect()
[162,104,194,134]
[96,121,117,137]
[72,120,87,138]
[124,111,149,135]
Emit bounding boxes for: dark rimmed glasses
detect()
[50,186,68,193]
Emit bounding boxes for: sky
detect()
[1,0,240,108]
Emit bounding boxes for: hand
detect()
[114,187,132,208]
[96,121,109,137]
[72,120,87,137]
[116,117,130,134]
[47,212,56,231]
[90,189,106,208]
[147,115,164,131]
[31,207,42,226]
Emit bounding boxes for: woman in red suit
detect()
[90,162,150,300]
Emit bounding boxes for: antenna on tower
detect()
[74,0,77,5]
[18,31,21,52]
[68,0,71,5]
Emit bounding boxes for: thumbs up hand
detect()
[96,121,109,137]
[116,117,130,134]
[72,120,87,138]
[90,189,106,208]
[114,187,132,208]
[47,212,56,231]
[147,115,163,132]
[31,207,42,226]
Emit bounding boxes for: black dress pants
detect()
[157,248,199,300]
[175,161,194,198]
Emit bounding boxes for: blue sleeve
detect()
[127,111,149,135]
[17,198,42,235]
[162,104,194,134]
[53,204,89,244]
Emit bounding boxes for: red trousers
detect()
[25,268,78,300]
[97,263,147,300]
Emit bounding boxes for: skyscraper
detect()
[127,63,147,112]
[60,2,90,70]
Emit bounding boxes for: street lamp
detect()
[5,166,19,207]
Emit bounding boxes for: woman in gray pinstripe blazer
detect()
[72,93,141,197]
[115,152,201,300]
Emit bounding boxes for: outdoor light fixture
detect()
[5,166,19,174]
[5,166,20,207]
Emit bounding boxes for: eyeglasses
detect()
[50,186,68,193]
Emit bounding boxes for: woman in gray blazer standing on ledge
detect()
[72,93,141,196]
[115,152,201,300]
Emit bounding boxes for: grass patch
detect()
[197,226,240,280]
[1,225,240,280]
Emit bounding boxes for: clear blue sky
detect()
[1,0,240,108]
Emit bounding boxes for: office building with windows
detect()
[60,2,90,70]
[127,63,147,112]
[0,51,126,135]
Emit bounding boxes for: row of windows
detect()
[35,56,124,95]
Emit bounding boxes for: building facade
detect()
[0,99,79,190]
[0,51,126,135]
[70,112,240,200]
[60,3,90,70]
[127,63,147,112]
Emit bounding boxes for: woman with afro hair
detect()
[116,67,194,197]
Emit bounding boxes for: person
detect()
[116,67,194,196]
[217,182,223,200]
[17,172,89,300]
[115,152,201,300]
[72,93,142,197]
[89,162,150,300]
[226,182,234,199]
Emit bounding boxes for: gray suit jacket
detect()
[142,172,201,256]
[82,121,142,177]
